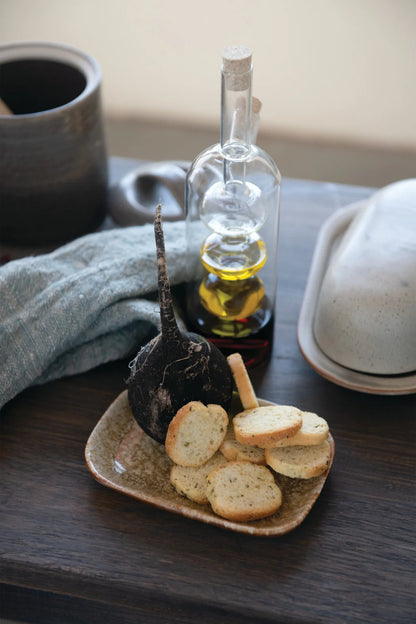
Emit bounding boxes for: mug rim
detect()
[0,40,102,119]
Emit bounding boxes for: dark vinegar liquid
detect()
[186,281,274,368]
[207,323,274,368]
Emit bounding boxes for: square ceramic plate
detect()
[85,391,334,536]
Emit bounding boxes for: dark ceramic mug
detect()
[0,41,108,246]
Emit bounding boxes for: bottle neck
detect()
[220,66,252,159]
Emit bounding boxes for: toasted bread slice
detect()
[227,352,259,410]
[233,405,303,448]
[206,461,282,522]
[170,452,228,504]
[220,422,266,464]
[270,411,329,447]
[165,401,228,467]
[265,439,332,479]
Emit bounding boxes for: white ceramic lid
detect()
[313,179,416,375]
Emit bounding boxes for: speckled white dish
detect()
[85,391,335,537]
[314,180,416,375]
[298,202,416,395]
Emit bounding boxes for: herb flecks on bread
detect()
[220,422,266,464]
[233,405,303,448]
[206,461,282,522]
[170,452,228,504]
[165,401,228,467]
[270,411,329,447]
[265,440,332,479]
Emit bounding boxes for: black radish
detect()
[127,204,233,443]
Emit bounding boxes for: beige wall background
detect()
[1,0,415,151]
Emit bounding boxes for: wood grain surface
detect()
[0,158,415,624]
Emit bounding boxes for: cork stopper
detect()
[222,45,252,73]
[222,46,252,91]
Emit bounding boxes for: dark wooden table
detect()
[1,158,415,624]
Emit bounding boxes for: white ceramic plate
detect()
[297,202,416,395]
[85,391,335,537]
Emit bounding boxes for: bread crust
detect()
[265,439,332,479]
[170,452,228,504]
[220,423,266,464]
[165,401,228,467]
[270,411,329,447]
[233,405,303,448]
[206,461,282,522]
[227,353,259,410]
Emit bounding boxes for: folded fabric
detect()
[0,220,190,411]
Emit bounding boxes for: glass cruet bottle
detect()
[185,45,281,367]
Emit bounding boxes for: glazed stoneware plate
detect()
[85,391,334,536]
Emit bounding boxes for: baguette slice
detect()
[270,411,329,447]
[233,405,303,448]
[165,401,228,467]
[265,439,332,479]
[227,352,259,409]
[206,461,282,522]
[170,452,228,504]
[220,422,266,464]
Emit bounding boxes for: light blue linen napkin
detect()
[0,220,189,411]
